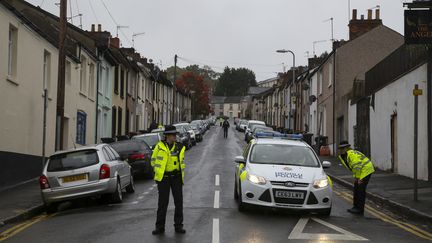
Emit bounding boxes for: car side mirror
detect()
[322,161,332,168]
[234,156,246,164]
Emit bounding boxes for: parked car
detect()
[191,120,206,135]
[245,123,267,142]
[110,140,153,178]
[245,120,266,134]
[238,120,249,132]
[40,144,135,213]
[174,125,193,149]
[247,127,279,143]
[175,123,197,146]
[190,124,203,142]
[132,133,163,151]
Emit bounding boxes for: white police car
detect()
[234,133,333,215]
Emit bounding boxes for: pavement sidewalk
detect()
[0,179,44,226]
[321,156,432,223]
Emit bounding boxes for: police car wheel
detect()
[237,181,247,212]
[234,180,239,200]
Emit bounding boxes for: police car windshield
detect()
[250,144,319,167]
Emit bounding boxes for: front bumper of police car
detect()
[240,174,332,211]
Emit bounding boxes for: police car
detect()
[234,133,333,215]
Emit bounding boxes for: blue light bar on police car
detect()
[255,132,303,140]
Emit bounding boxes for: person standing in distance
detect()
[222,118,230,138]
[151,125,187,235]
[338,141,375,215]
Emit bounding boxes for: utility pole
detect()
[173,54,178,123]
[55,0,67,151]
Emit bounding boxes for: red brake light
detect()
[99,164,111,179]
[39,175,50,189]
[129,153,145,160]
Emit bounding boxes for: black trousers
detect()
[353,174,371,212]
[156,172,183,229]
[223,128,228,138]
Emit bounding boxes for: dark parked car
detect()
[175,126,193,150]
[132,133,163,151]
[110,140,153,178]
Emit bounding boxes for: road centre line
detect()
[215,174,220,186]
[334,190,432,240]
[212,218,219,243]
[214,190,220,209]
[138,196,144,200]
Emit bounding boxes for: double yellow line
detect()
[0,214,56,242]
[335,190,432,241]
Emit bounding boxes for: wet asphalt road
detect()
[1,125,431,243]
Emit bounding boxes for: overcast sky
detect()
[28,0,406,81]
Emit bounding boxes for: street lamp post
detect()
[276,49,296,131]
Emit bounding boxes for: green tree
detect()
[214,67,256,96]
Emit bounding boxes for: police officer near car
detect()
[338,141,375,215]
[151,125,187,235]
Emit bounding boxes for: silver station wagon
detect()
[39,144,135,213]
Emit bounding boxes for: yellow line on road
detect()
[335,190,432,241]
[0,214,56,242]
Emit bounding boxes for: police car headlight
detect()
[247,173,266,185]
[313,179,329,188]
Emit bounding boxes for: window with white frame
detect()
[80,56,87,94]
[43,50,51,95]
[89,63,95,99]
[8,25,18,79]
[98,66,104,94]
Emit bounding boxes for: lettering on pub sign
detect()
[405,9,432,44]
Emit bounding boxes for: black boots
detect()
[347,208,364,215]
[175,227,186,234]
[152,228,165,235]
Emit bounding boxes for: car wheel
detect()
[237,180,246,212]
[111,179,123,203]
[192,141,197,146]
[126,174,135,193]
[234,179,239,200]
[45,203,58,214]
[318,207,332,217]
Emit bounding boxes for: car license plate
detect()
[275,190,304,199]
[62,174,88,183]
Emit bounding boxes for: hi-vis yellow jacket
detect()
[151,141,186,183]
[338,149,375,180]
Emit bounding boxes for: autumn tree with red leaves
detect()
[176,72,210,119]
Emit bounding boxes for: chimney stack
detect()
[110,37,120,48]
[375,9,380,19]
[98,24,102,32]
[349,9,383,40]
[91,24,95,32]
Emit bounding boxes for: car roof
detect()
[134,133,159,138]
[51,144,105,155]
[248,120,265,123]
[252,138,308,147]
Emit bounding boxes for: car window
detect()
[107,146,120,159]
[102,147,114,161]
[243,143,251,159]
[250,144,319,167]
[134,135,159,148]
[47,149,99,172]
[111,141,141,154]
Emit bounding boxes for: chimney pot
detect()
[368,9,372,20]
[375,9,380,19]
[361,14,364,20]
[98,24,102,32]
[91,24,95,32]
[110,37,120,48]
[352,9,357,20]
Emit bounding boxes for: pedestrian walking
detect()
[222,119,230,138]
[151,125,187,235]
[338,141,375,215]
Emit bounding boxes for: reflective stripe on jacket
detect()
[238,163,247,181]
[151,141,186,183]
[338,149,375,180]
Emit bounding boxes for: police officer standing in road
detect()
[338,141,375,215]
[151,125,186,235]
[222,118,230,138]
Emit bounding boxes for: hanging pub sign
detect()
[405,9,432,44]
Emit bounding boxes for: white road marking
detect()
[215,174,220,186]
[288,217,368,241]
[138,196,144,200]
[143,192,149,195]
[212,218,220,243]
[108,201,139,206]
[132,201,139,204]
[214,190,220,209]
